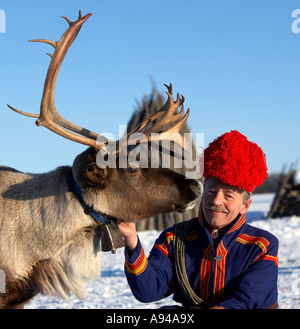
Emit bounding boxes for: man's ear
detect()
[240,198,252,215]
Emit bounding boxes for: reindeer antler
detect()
[121,83,190,151]
[8,11,190,153]
[8,11,108,149]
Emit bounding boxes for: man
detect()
[118,130,278,309]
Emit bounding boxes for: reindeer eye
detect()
[127,166,140,175]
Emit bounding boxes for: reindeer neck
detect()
[71,175,111,225]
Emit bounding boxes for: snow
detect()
[25,193,300,309]
[293,171,300,185]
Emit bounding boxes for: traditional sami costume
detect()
[124,207,278,308]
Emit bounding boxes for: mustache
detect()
[206,203,229,214]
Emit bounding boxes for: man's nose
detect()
[211,191,224,205]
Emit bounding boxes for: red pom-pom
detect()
[203,130,268,193]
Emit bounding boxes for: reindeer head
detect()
[7,11,202,222]
[71,146,201,222]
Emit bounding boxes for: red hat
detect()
[203,130,268,193]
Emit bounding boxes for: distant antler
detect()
[8,11,108,149]
[121,83,190,151]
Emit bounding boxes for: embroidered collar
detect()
[72,175,111,225]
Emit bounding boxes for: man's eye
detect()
[225,194,233,199]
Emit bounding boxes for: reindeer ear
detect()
[73,147,109,190]
[85,163,108,189]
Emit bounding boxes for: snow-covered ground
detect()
[26,193,300,309]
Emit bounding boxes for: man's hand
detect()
[117,219,138,252]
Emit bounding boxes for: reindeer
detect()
[0,11,202,309]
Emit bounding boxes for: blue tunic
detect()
[124,209,278,309]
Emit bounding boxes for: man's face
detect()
[202,178,252,230]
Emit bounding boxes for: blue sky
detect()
[1,0,300,174]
